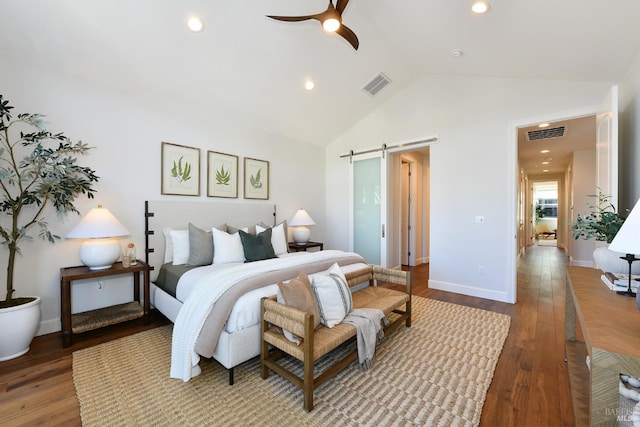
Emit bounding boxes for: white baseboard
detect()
[428,279,511,303]
[37,318,61,336]
[569,257,594,268]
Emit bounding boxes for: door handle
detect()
[381,224,385,238]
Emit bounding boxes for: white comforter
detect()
[170,250,364,381]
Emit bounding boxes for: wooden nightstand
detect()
[59,260,150,347]
[288,241,324,252]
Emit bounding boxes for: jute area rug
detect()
[73,296,510,427]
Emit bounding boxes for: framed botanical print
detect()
[161,142,200,196]
[208,151,238,198]
[244,157,269,200]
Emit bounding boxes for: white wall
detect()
[0,60,326,335]
[325,74,612,303]
[621,50,640,208]
[570,150,598,267]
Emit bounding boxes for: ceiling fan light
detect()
[323,18,340,32]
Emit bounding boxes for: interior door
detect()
[401,161,410,265]
[350,152,387,266]
[596,85,619,208]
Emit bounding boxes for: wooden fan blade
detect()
[336,0,351,15]
[266,14,321,23]
[336,24,359,50]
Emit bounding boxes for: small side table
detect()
[60,260,150,347]
[288,241,324,252]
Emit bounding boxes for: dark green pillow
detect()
[239,228,277,263]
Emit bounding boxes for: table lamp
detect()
[608,198,640,297]
[66,205,130,270]
[289,208,316,244]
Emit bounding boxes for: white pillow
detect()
[169,229,190,265]
[212,227,245,264]
[163,227,174,263]
[310,263,353,328]
[256,222,288,255]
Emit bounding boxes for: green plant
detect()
[250,168,262,189]
[215,165,230,185]
[572,192,626,243]
[0,95,99,308]
[535,203,545,221]
[170,156,191,183]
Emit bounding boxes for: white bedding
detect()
[172,252,368,334]
[169,250,368,381]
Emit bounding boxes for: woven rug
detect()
[73,296,510,426]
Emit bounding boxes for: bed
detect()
[144,201,368,383]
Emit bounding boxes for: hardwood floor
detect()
[0,244,573,426]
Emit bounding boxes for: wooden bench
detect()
[260,265,411,411]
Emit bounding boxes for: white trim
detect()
[429,279,510,303]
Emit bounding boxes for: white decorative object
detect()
[289,208,316,244]
[593,245,640,275]
[66,206,130,270]
[0,296,41,361]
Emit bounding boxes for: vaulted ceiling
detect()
[2,1,640,147]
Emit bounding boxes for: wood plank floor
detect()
[0,244,573,426]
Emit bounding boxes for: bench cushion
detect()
[352,286,410,314]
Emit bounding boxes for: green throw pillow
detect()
[239,228,277,262]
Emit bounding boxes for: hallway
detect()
[408,244,573,426]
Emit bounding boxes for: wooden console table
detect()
[565,266,640,425]
[60,260,150,347]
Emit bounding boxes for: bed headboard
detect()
[144,200,276,281]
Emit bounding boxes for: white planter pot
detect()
[593,246,640,275]
[0,296,41,361]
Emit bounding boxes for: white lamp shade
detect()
[289,209,316,227]
[67,206,130,270]
[289,209,315,244]
[609,198,640,255]
[66,206,130,239]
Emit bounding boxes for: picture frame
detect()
[244,157,269,200]
[161,142,200,196]
[207,151,238,198]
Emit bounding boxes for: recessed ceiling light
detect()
[540,149,550,154]
[451,49,463,58]
[187,16,204,32]
[542,161,550,165]
[538,122,550,128]
[471,2,490,14]
[305,80,315,90]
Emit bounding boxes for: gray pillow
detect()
[187,223,213,266]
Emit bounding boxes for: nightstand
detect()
[59,260,150,347]
[288,241,324,252]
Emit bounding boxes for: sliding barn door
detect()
[350,152,387,266]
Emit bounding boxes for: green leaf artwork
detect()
[216,165,230,185]
[171,156,191,183]
[250,168,262,189]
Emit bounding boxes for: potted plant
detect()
[572,192,632,273]
[0,95,99,361]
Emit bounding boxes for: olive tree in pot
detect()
[0,95,99,361]
[572,192,633,274]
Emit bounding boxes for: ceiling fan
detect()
[266,0,359,50]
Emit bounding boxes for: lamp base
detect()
[79,238,121,270]
[292,227,310,244]
[616,289,637,297]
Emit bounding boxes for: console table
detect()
[60,260,150,347]
[565,266,640,425]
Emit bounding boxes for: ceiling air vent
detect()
[362,72,392,96]
[527,126,566,141]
